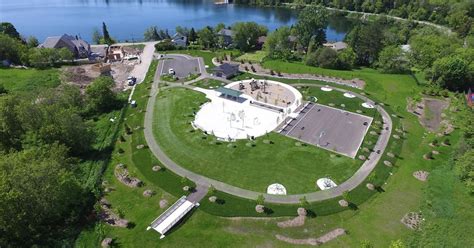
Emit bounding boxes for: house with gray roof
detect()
[217,28,233,47]
[171,33,187,47]
[39,34,90,59]
[212,63,240,79]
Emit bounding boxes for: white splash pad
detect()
[343,92,356,98]
[193,80,302,140]
[267,183,287,195]
[362,102,375,109]
[317,178,337,190]
[321,86,333,92]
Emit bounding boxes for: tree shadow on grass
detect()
[348,203,358,211]
[375,186,385,193]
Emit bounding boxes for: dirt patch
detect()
[275,228,346,246]
[401,212,423,230]
[62,62,134,91]
[114,164,142,188]
[98,198,129,228]
[413,171,429,181]
[277,216,306,228]
[408,97,450,132]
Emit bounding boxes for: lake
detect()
[0,0,353,43]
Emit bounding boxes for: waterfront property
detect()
[38,34,90,58]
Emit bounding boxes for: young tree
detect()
[58,47,74,63]
[0,33,26,64]
[337,47,356,69]
[294,6,328,50]
[92,27,102,45]
[26,36,39,48]
[85,76,118,114]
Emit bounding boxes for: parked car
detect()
[127,76,137,86]
[168,68,175,75]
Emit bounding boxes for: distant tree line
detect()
[234,0,474,38]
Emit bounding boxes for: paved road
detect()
[144,57,393,204]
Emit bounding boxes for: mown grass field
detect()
[0,68,60,92]
[236,51,268,63]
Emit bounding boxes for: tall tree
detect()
[265,26,293,60]
[197,26,217,49]
[346,22,384,66]
[85,76,119,115]
[143,26,161,41]
[0,22,21,40]
[188,28,197,43]
[431,55,471,91]
[102,22,113,45]
[377,45,409,73]
[0,144,86,247]
[232,22,268,52]
[294,6,328,50]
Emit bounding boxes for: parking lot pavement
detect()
[160,55,201,78]
[281,103,373,158]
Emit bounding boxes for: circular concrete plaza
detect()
[193,79,302,140]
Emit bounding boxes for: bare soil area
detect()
[62,62,134,91]
[275,228,346,246]
[407,97,451,133]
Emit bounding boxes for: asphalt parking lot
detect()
[280,102,373,158]
[160,55,201,78]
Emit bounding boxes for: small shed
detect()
[212,63,239,79]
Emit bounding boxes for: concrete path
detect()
[143,56,393,204]
[186,184,209,204]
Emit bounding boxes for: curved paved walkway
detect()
[144,57,393,204]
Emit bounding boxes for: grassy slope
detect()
[163,49,240,69]
[75,57,470,247]
[0,68,60,92]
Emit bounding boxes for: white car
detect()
[168,68,175,75]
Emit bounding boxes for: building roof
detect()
[148,196,195,239]
[218,28,233,37]
[212,63,239,76]
[323,41,348,51]
[39,34,89,50]
[216,87,243,98]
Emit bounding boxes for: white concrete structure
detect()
[267,183,287,195]
[343,93,356,98]
[147,196,195,239]
[317,178,337,190]
[193,80,302,140]
[362,102,375,109]
[321,86,333,92]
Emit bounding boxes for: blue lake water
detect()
[0,0,352,43]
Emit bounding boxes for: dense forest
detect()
[234,0,474,37]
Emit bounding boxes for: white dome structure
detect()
[266,183,287,195]
[316,178,337,190]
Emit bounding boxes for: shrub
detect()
[154,39,176,51]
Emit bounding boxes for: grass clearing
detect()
[163,49,241,70]
[236,51,268,63]
[0,68,60,92]
[191,78,226,89]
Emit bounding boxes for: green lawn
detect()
[163,49,241,70]
[236,51,268,63]
[0,68,60,92]
[153,87,363,194]
[191,78,227,89]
